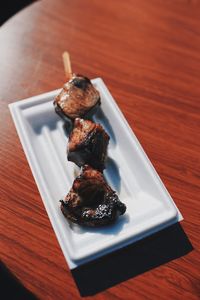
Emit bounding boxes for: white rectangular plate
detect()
[9,78,182,269]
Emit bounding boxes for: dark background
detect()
[0,0,34,25]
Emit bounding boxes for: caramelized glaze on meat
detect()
[54,74,100,120]
[60,165,126,227]
[67,118,110,170]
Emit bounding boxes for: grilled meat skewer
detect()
[60,165,126,227]
[67,118,110,171]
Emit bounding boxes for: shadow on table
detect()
[72,222,193,296]
[0,261,38,300]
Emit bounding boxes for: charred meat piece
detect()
[67,118,110,170]
[60,165,126,227]
[54,74,100,123]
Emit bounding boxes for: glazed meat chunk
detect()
[54,74,100,122]
[67,118,110,171]
[60,165,126,227]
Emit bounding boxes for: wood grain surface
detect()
[0,0,200,299]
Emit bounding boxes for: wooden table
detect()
[0,0,199,299]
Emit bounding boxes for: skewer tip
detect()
[62,51,73,80]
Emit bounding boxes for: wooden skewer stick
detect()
[62,51,73,80]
